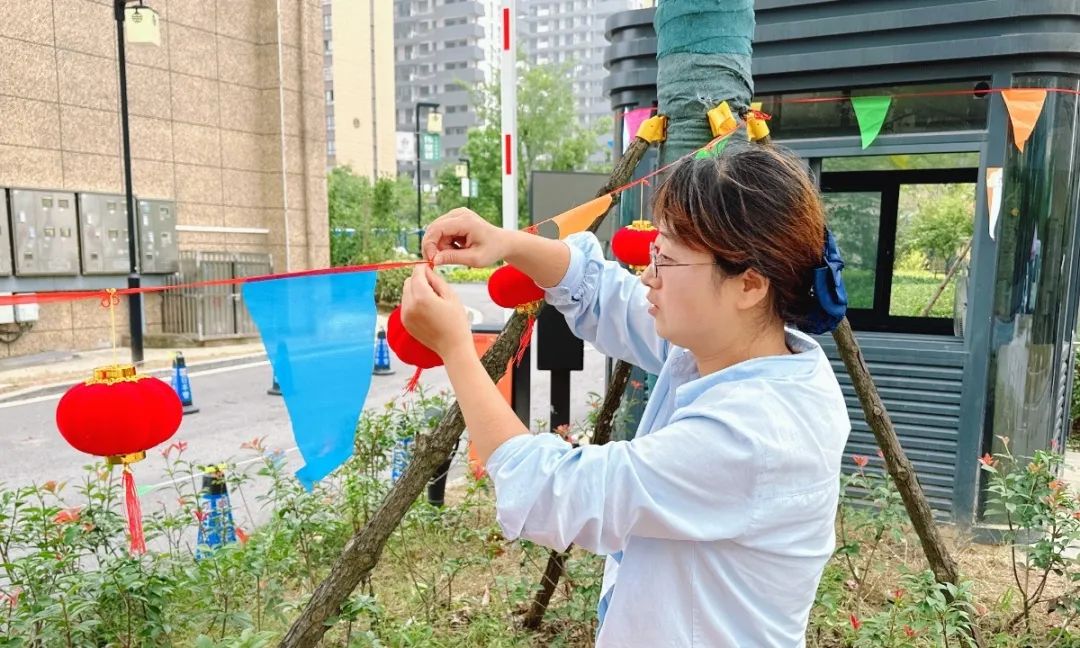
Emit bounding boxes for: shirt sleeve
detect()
[485,412,760,555]
[544,232,669,375]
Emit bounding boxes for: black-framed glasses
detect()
[646,245,720,280]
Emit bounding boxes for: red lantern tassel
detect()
[405,367,423,393]
[514,314,536,367]
[123,466,147,554]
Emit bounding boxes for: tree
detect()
[326,167,424,304]
[436,60,613,228]
[327,166,373,267]
[902,184,974,274]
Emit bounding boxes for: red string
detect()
[123,467,146,555]
[514,314,535,367]
[0,259,428,307]
[13,84,1060,309]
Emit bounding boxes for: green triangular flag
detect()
[136,484,154,497]
[694,136,729,159]
[851,96,892,149]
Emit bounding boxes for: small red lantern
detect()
[386,305,443,391]
[487,264,545,365]
[56,364,182,553]
[612,219,659,272]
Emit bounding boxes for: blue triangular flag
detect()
[242,271,378,489]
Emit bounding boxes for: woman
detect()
[400,144,851,646]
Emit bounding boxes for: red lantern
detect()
[487,264,545,365]
[386,306,443,391]
[56,364,182,553]
[487,264,544,308]
[612,219,659,271]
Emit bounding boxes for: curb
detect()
[0,352,268,404]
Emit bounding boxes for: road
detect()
[0,286,609,533]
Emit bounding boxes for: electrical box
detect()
[137,199,178,274]
[0,293,13,325]
[11,189,79,276]
[78,193,131,275]
[0,191,11,276]
[14,301,39,323]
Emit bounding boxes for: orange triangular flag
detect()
[551,194,613,239]
[1001,89,1047,153]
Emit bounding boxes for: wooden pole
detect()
[278,138,653,648]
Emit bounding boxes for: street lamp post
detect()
[414,101,440,255]
[114,0,157,365]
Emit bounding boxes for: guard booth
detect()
[604,0,1080,525]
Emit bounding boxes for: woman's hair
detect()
[652,142,826,328]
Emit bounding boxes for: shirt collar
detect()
[672,328,824,409]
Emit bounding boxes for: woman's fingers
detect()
[408,264,434,300]
[425,265,454,299]
[422,210,470,260]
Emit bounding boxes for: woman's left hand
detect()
[401,265,472,358]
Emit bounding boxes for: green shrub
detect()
[439,265,498,284]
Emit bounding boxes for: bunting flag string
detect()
[768,85,1058,153]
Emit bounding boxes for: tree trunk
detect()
[920,237,973,317]
[278,137,652,648]
[832,319,984,647]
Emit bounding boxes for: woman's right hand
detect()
[422,208,509,267]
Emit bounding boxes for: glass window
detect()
[824,152,980,172]
[821,191,881,310]
[891,182,975,318]
[758,81,992,141]
[820,162,978,334]
[985,75,1080,458]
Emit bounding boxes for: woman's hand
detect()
[422,208,509,267]
[400,264,472,359]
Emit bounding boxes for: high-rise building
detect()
[323,0,397,178]
[393,0,488,188]
[520,0,644,161]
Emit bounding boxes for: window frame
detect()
[821,167,978,336]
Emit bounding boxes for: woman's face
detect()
[640,231,738,348]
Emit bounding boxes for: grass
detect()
[843,269,957,319]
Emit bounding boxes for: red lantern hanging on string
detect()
[487,264,545,365]
[386,305,444,392]
[612,219,659,273]
[55,363,182,554]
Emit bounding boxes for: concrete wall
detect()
[0,0,330,357]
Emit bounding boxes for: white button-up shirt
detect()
[486,233,851,647]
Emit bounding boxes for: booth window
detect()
[758,80,991,141]
[820,154,977,335]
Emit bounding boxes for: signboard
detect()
[395,131,415,161]
[426,111,443,134]
[460,178,478,198]
[420,132,441,162]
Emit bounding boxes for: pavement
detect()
[0,283,609,544]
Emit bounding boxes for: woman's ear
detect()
[734,268,771,312]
